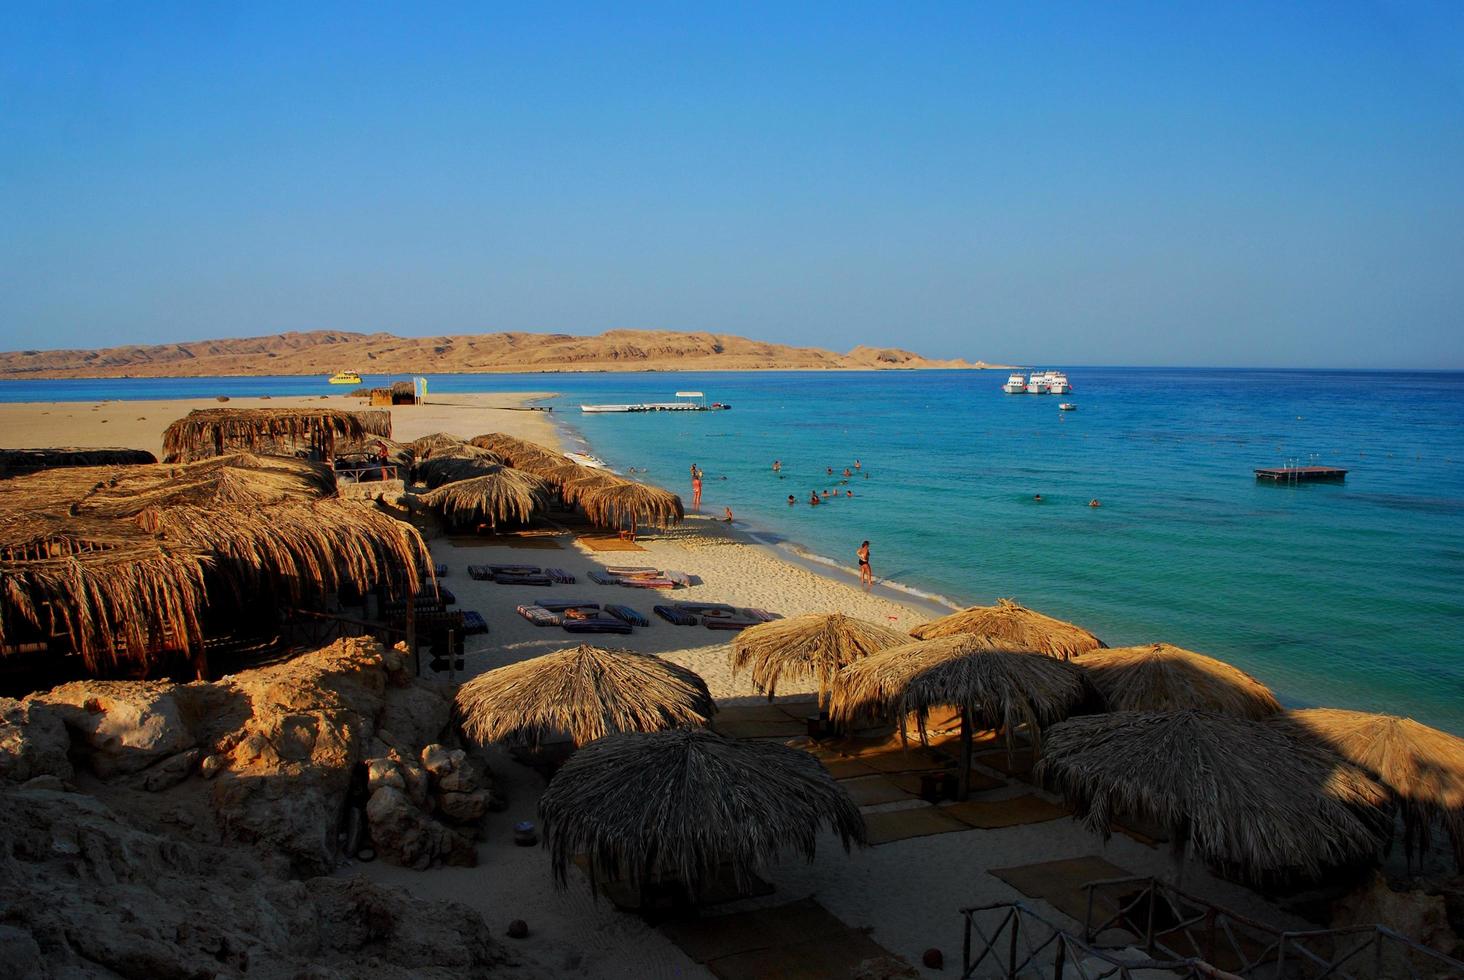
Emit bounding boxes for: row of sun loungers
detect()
[468,564,576,586]
[653,602,780,631]
[515,601,640,635]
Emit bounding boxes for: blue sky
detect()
[2,2,1461,367]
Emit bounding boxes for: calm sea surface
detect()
[5,368,1462,733]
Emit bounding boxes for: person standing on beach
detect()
[857,540,872,589]
[691,469,703,511]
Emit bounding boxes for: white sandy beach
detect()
[0,390,1313,977]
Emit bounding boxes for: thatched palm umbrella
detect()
[162,408,391,463]
[538,728,865,899]
[1078,643,1281,719]
[455,644,715,749]
[419,466,549,528]
[1273,708,1464,869]
[409,432,469,460]
[76,453,336,516]
[415,447,508,489]
[579,481,683,536]
[1036,710,1390,882]
[730,612,908,708]
[909,597,1105,659]
[830,634,1087,799]
[0,448,157,479]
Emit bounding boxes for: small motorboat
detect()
[1059,402,1076,411]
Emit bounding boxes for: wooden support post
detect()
[958,707,974,801]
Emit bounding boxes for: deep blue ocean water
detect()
[4,368,1461,733]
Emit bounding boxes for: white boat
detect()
[1026,372,1051,394]
[565,451,609,469]
[1002,372,1028,394]
[1045,371,1072,394]
[580,391,732,413]
[1059,402,1076,411]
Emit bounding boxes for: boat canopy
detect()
[675,391,704,398]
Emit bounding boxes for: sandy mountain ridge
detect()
[0,329,998,379]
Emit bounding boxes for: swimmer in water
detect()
[842,468,852,478]
[772,460,781,473]
[809,491,821,506]
[788,494,796,506]
[854,459,861,469]
[723,507,734,523]
[1089,499,1101,508]
[1034,494,1043,502]
[846,490,853,497]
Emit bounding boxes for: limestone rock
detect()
[420,743,458,777]
[135,748,202,792]
[1333,872,1460,960]
[438,789,490,824]
[0,698,72,783]
[366,786,477,870]
[367,757,406,794]
[35,681,195,776]
[379,681,451,751]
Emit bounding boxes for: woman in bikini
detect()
[857,540,872,588]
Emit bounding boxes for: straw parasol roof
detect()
[731,612,909,708]
[1272,708,1464,868]
[409,432,469,460]
[73,453,337,517]
[419,466,550,527]
[455,643,716,748]
[415,447,508,489]
[162,408,391,463]
[909,597,1105,659]
[1078,643,1281,719]
[1036,710,1390,880]
[579,481,683,533]
[0,448,157,479]
[830,634,1088,798]
[538,728,865,897]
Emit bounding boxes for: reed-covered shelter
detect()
[1078,642,1281,719]
[730,612,908,708]
[0,447,157,480]
[419,467,550,528]
[909,597,1105,659]
[455,644,716,749]
[0,453,428,681]
[414,446,507,489]
[830,633,1088,799]
[161,408,392,463]
[1272,708,1464,869]
[538,728,865,900]
[1036,709,1390,882]
[579,481,684,535]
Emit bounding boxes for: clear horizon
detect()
[3,2,1462,370]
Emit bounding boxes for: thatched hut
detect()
[909,597,1105,659]
[1036,710,1390,882]
[0,447,157,480]
[830,634,1087,799]
[538,728,865,900]
[0,454,429,680]
[161,408,391,463]
[455,644,715,749]
[579,481,683,536]
[1078,643,1281,719]
[1272,708,1464,869]
[409,432,469,460]
[418,467,549,528]
[730,612,908,708]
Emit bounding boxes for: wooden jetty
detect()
[1254,465,1348,483]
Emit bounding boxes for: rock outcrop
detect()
[0,637,518,976]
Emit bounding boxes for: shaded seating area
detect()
[161,407,391,463]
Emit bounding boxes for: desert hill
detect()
[0,329,998,379]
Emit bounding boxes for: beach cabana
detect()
[419,467,549,528]
[830,634,1087,799]
[1272,708,1464,869]
[1036,709,1390,882]
[908,597,1105,659]
[579,481,684,536]
[730,612,908,708]
[1078,642,1281,719]
[455,644,716,749]
[0,447,157,480]
[538,728,865,901]
[161,408,391,463]
[0,455,429,679]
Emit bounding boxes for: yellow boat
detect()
[327,370,362,385]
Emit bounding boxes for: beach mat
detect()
[577,534,646,552]
[839,775,916,807]
[862,805,968,844]
[660,898,903,980]
[449,535,563,550]
[990,856,1132,924]
[942,794,1068,829]
[974,747,1036,778]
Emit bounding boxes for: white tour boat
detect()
[1002,372,1028,394]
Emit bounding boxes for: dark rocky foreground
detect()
[0,637,538,979]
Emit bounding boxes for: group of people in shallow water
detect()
[770,457,868,509]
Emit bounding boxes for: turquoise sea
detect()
[4,368,1462,734]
